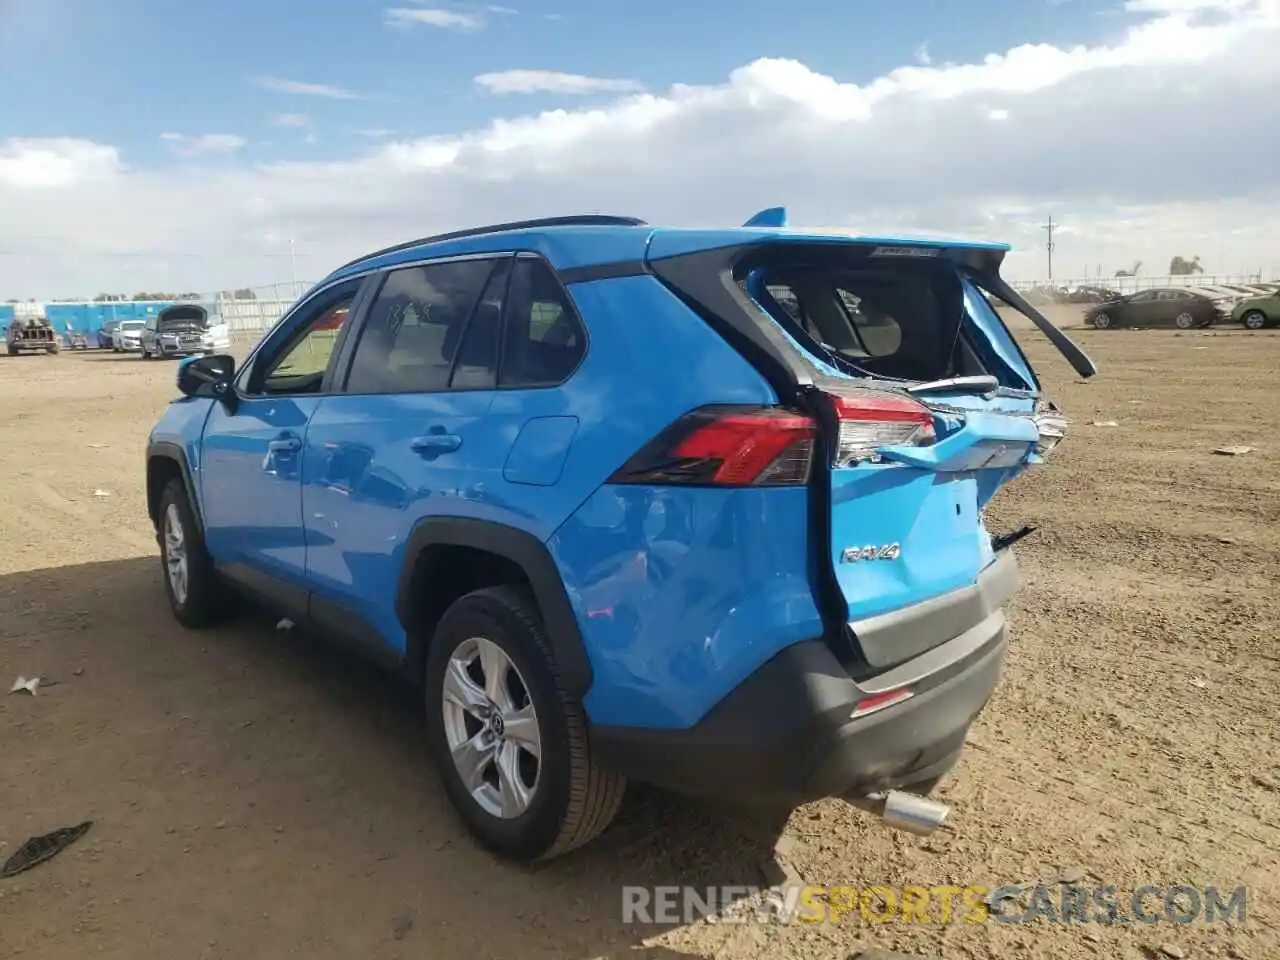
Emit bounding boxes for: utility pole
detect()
[1041,215,1056,282]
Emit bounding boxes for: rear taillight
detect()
[608,406,817,487]
[824,391,936,467]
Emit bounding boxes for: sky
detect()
[1,0,1278,297]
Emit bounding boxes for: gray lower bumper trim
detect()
[849,548,1020,670]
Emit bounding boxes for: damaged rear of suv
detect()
[588,213,1095,834]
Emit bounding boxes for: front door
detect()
[200,279,363,610]
[301,254,512,659]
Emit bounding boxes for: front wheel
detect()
[157,479,226,628]
[425,586,626,862]
[1174,311,1196,330]
[1242,310,1269,331]
[1092,312,1115,329]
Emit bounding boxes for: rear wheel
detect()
[1242,310,1268,331]
[425,585,625,861]
[157,478,225,628]
[1174,311,1196,330]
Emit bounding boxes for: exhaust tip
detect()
[882,790,951,835]
[845,789,952,836]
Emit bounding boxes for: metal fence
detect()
[213,281,317,335]
[1009,273,1270,295]
[4,281,318,342]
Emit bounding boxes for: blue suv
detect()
[146,211,1095,861]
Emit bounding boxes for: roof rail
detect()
[337,214,648,271]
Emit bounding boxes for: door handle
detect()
[268,435,302,454]
[410,434,462,455]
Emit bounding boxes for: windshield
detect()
[121,321,144,331]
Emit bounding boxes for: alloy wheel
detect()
[163,503,188,605]
[441,636,542,819]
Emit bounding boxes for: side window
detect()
[345,258,496,395]
[1130,291,1156,303]
[260,300,354,395]
[499,258,585,388]
[450,258,511,389]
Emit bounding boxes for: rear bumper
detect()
[590,550,1017,804]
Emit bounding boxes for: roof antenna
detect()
[743,207,787,228]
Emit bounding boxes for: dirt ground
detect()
[2,314,1278,960]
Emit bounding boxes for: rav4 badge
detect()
[841,543,902,563]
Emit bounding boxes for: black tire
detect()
[1092,312,1115,330]
[156,478,226,629]
[1241,310,1269,331]
[424,585,625,861]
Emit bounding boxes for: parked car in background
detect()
[1065,285,1122,304]
[1085,288,1218,329]
[98,319,121,349]
[145,211,1095,862]
[113,320,145,352]
[140,304,231,359]
[1231,287,1280,329]
[5,316,59,355]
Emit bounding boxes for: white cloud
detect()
[385,7,485,30]
[475,69,644,95]
[160,133,247,157]
[253,75,362,100]
[3,0,1280,295]
[272,114,310,127]
[0,138,122,189]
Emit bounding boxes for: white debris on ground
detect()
[1212,445,1254,456]
[10,676,41,696]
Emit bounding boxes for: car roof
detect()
[323,212,1012,285]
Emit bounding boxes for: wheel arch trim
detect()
[147,441,203,532]
[396,517,593,699]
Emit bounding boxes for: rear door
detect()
[301,254,509,660]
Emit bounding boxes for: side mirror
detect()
[177,354,236,404]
